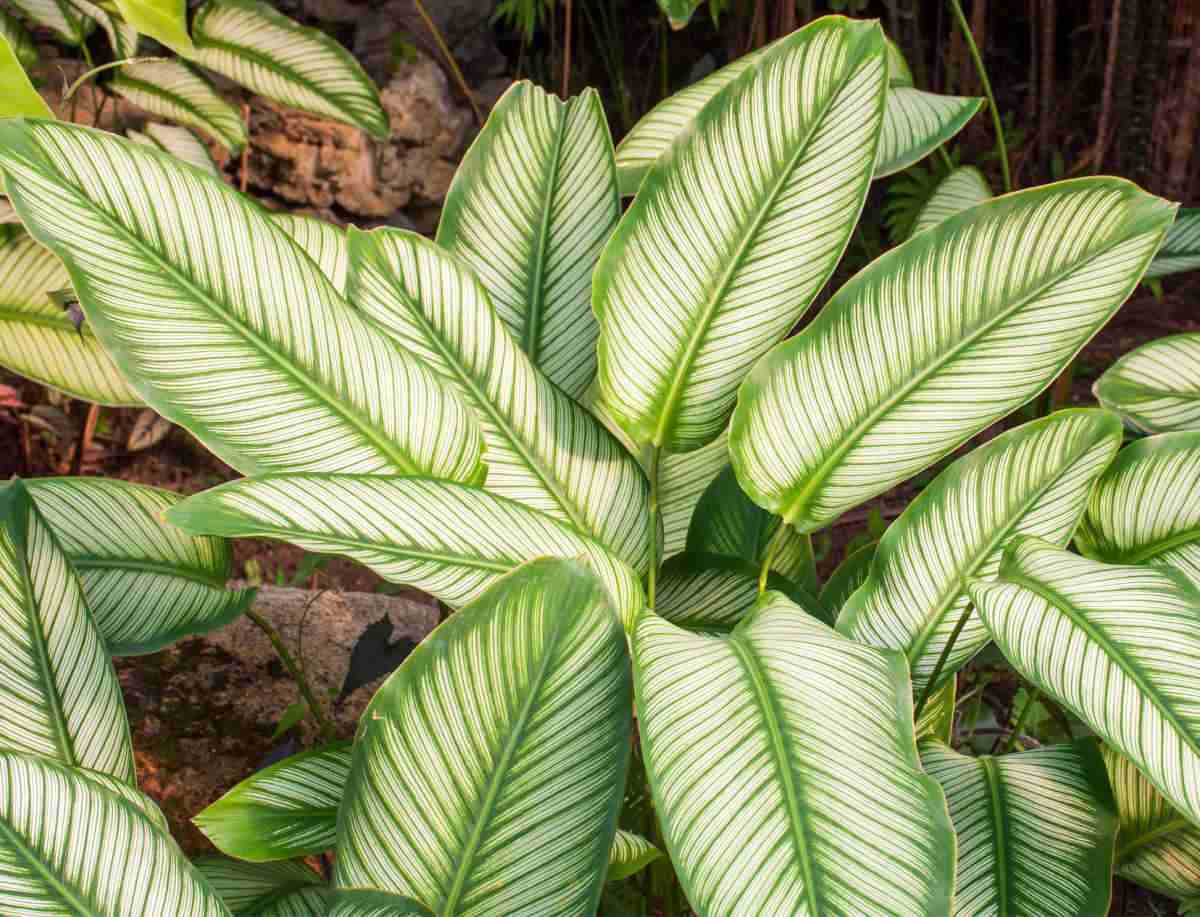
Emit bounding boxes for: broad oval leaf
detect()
[1094,333,1200,433]
[195,742,350,862]
[438,82,618,400]
[167,474,645,630]
[0,119,484,482]
[0,750,231,915]
[190,0,388,140]
[818,540,876,616]
[330,891,432,917]
[128,122,219,176]
[271,212,347,293]
[1104,744,1200,900]
[731,179,1174,531]
[0,30,52,119]
[195,857,329,916]
[8,0,92,44]
[968,537,1200,829]
[0,9,37,69]
[595,17,888,451]
[658,430,728,557]
[1146,208,1200,279]
[607,830,662,882]
[920,738,1117,916]
[875,88,983,178]
[912,165,992,237]
[838,409,1122,696]
[348,227,651,569]
[632,595,955,915]
[113,0,193,55]
[111,59,248,152]
[1075,432,1200,590]
[25,476,253,655]
[0,233,142,405]
[0,479,134,781]
[336,559,633,915]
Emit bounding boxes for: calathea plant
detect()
[0,12,1198,917]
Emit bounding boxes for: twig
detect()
[561,0,572,99]
[411,0,483,125]
[244,605,336,743]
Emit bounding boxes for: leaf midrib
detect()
[0,815,100,914]
[980,756,1011,915]
[0,304,96,334]
[521,96,568,363]
[1115,813,1194,865]
[1119,529,1200,566]
[69,554,229,589]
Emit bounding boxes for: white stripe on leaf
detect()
[1146,208,1200,279]
[195,857,329,915]
[112,59,248,152]
[1094,333,1200,433]
[912,165,992,237]
[128,123,219,176]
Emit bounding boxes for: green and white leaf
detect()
[336,559,632,915]
[329,891,432,917]
[1104,744,1200,900]
[1075,431,1200,591]
[731,179,1174,531]
[7,0,92,44]
[886,36,913,86]
[70,0,139,59]
[875,88,983,178]
[912,165,991,237]
[195,857,329,916]
[0,9,37,69]
[113,0,192,55]
[0,233,142,405]
[0,30,52,119]
[686,464,816,592]
[1146,208,1200,279]
[167,474,645,630]
[632,595,955,915]
[658,430,728,557]
[195,742,350,862]
[77,768,171,833]
[190,0,388,140]
[596,19,887,451]
[348,227,650,569]
[0,751,231,915]
[1094,333,1200,433]
[271,213,346,293]
[920,739,1117,916]
[0,119,484,482]
[128,122,218,176]
[818,541,876,617]
[607,830,661,883]
[111,59,248,152]
[968,537,1200,829]
[25,477,253,655]
[838,409,1122,696]
[438,82,618,400]
[915,677,955,744]
[0,479,134,781]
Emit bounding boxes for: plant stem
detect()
[936,144,954,171]
[646,446,662,608]
[411,0,483,125]
[947,0,1011,193]
[660,17,669,100]
[244,605,336,743]
[998,687,1040,754]
[912,601,975,720]
[757,523,789,595]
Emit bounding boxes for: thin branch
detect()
[244,605,336,743]
[411,0,483,125]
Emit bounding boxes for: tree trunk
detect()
[1039,0,1055,168]
[1166,14,1200,199]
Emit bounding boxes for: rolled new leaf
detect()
[838,409,1121,696]
[732,179,1174,532]
[1146,208,1200,279]
[336,559,633,915]
[595,17,888,451]
[438,83,618,400]
[111,59,248,152]
[0,479,134,781]
[1094,333,1200,433]
[969,537,1200,829]
[127,122,219,176]
[912,165,991,237]
[920,739,1117,916]
[195,857,329,915]
[1075,432,1200,590]
[190,0,388,140]
[0,119,485,483]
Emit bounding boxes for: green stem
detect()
[757,523,789,595]
[244,605,336,743]
[912,601,975,720]
[936,144,954,171]
[999,688,1040,754]
[947,0,1011,192]
[646,446,662,608]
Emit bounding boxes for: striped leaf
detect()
[915,677,955,744]
[656,0,699,30]
[875,88,983,178]
[0,233,142,405]
[818,541,876,617]
[347,227,650,569]
[0,119,484,482]
[271,213,347,293]
[195,857,329,916]
[731,179,1174,532]
[71,0,139,59]
[920,739,1117,916]
[167,474,645,631]
[1104,744,1200,900]
[336,559,633,915]
[330,891,432,917]
[1146,208,1200,279]
[655,552,828,631]
[912,165,992,237]
[79,768,171,833]
[658,430,728,557]
[25,477,253,655]
[8,0,92,44]
[111,59,248,152]
[886,36,913,85]
[632,595,955,915]
[838,410,1122,696]
[595,18,888,451]
[113,0,192,55]
[1075,432,1200,591]
[0,479,134,781]
[0,30,52,118]
[1094,333,1200,433]
[195,742,350,862]
[607,830,662,882]
[686,464,816,592]
[968,537,1200,829]
[0,9,36,69]
[438,82,618,400]
[190,0,388,140]
[0,751,231,915]
[128,122,219,176]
